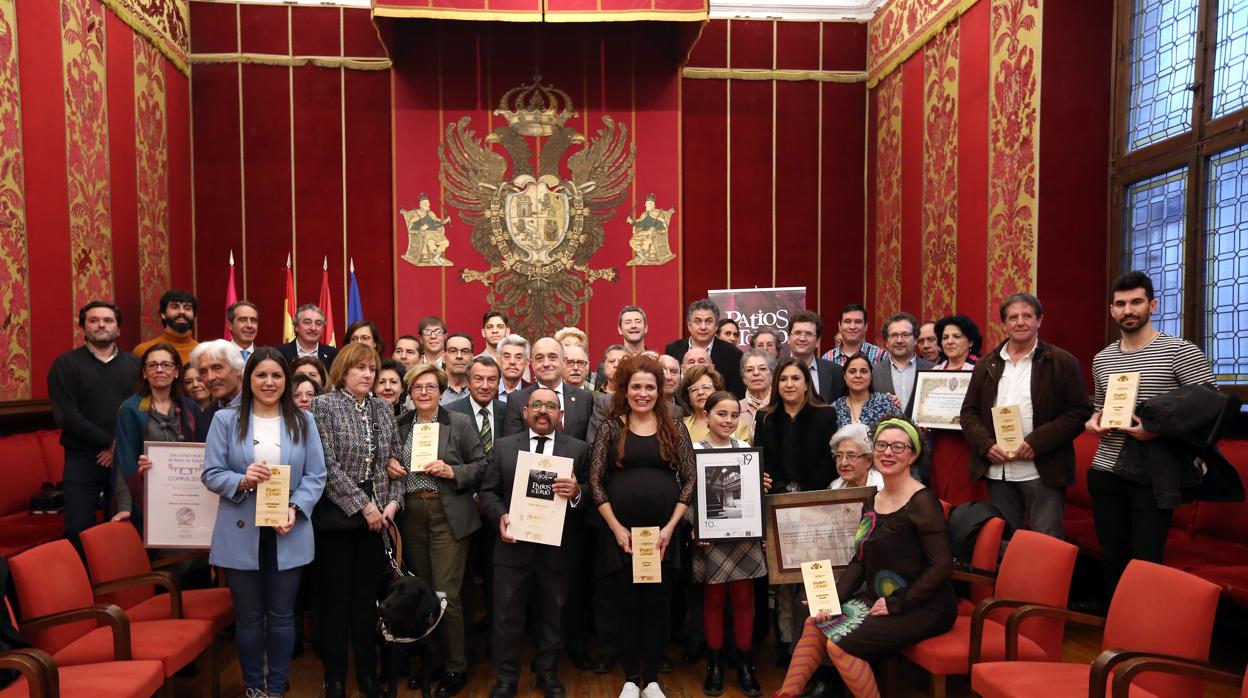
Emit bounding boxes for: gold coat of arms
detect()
[439,74,634,339]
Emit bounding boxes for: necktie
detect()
[555,389,565,432]
[535,436,548,454]
[241,349,251,362]
[478,406,493,455]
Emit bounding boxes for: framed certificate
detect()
[911,370,972,430]
[764,487,874,584]
[508,450,574,546]
[694,448,766,542]
[143,442,217,549]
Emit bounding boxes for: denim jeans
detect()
[226,528,304,695]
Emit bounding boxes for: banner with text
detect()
[708,286,806,350]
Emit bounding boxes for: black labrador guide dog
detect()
[378,523,446,698]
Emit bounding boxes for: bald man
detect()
[501,337,594,441]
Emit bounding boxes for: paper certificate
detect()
[801,560,842,616]
[911,371,973,430]
[409,423,439,472]
[992,405,1025,457]
[255,465,291,527]
[632,526,662,583]
[1100,372,1141,429]
[143,442,217,549]
[508,450,573,546]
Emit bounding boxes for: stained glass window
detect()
[1213,0,1248,118]
[1127,0,1199,151]
[1124,168,1188,337]
[1205,144,1248,384]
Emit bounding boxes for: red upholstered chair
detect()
[971,560,1223,698]
[8,540,217,695]
[80,522,234,632]
[1109,659,1246,698]
[902,530,1078,697]
[958,516,1005,616]
[0,599,164,698]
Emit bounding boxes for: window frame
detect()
[1110,0,1248,395]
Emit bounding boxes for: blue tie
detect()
[241,349,251,362]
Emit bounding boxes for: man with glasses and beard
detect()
[48,301,141,549]
[133,289,199,364]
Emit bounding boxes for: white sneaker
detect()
[641,682,667,698]
[619,681,641,698]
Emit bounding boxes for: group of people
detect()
[44,268,1215,698]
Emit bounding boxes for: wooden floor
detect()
[201,623,1244,698]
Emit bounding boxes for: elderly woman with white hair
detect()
[828,423,885,490]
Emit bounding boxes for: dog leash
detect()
[381,519,408,578]
[378,592,448,644]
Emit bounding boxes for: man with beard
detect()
[872,311,933,414]
[133,289,199,363]
[190,339,246,440]
[1085,271,1215,593]
[48,302,141,547]
[562,344,591,390]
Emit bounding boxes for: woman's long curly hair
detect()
[608,354,682,467]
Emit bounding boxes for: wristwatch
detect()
[289,503,301,516]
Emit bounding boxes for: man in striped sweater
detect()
[1085,271,1216,594]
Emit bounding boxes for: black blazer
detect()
[501,383,594,442]
[277,341,338,369]
[810,357,846,403]
[664,338,746,398]
[479,431,590,569]
[756,403,839,492]
[445,395,506,441]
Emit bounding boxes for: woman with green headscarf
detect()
[774,415,956,698]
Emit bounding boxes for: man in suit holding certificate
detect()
[480,387,590,698]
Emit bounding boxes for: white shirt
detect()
[536,380,566,410]
[252,415,283,465]
[470,397,496,440]
[801,356,822,397]
[527,429,555,453]
[830,468,884,490]
[888,355,917,409]
[232,340,254,361]
[295,341,320,358]
[988,341,1039,482]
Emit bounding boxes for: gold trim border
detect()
[190,52,392,70]
[100,0,189,76]
[866,0,977,88]
[682,66,866,83]
[544,9,707,22]
[372,7,543,21]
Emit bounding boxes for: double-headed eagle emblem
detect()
[439,74,635,338]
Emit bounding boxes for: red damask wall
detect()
[2,0,192,402]
[865,0,1112,371]
[188,2,393,349]
[681,19,868,355]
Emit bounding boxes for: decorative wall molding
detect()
[867,0,977,86]
[709,0,883,20]
[101,0,190,75]
[190,53,392,70]
[682,67,867,82]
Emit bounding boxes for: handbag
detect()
[312,479,374,532]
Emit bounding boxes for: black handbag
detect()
[312,480,373,532]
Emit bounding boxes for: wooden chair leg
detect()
[877,655,899,696]
[930,673,946,698]
[160,679,175,698]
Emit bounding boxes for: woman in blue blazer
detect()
[202,347,326,698]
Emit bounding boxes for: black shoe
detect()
[568,650,593,671]
[488,681,518,698]
[358,674,381,698]
[702,649,724,696]
[436,672,467,698]
[682,642,705,665]
[736,651,761,697]
[798,679,830,698]
[323,680,346,698]
[775,642,791,668]
[658,656,673,674]
[592,657,614,675]
[536,673,566,698]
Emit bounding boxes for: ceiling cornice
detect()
[708,0,884,21]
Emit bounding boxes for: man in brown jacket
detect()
[960,293,1092,538]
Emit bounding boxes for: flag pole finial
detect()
[286,252,291,268]
[229,250,235,266]
[323,255,328,272]
[350,258,355,273]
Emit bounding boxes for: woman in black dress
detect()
[775,415,956,698]
[590,355,696,698]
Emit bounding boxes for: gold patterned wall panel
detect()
[922,22,959,322]
[135,34,169,339]
[874,71,904,327]
[868,0,978,87]
[63,0,115,337]
[986,0,1040,347]
[0,0,32,400]
[102,0,188,74]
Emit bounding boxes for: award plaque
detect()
[1100,372,1141,429]
[991,405,1025,457]
[255,465,291,527]
[508,451,573,546]
[911,370,973,430]
[410,423,439,472]
[143,442,217,549]
[801,559,841,616]
[632,526,662,583]
[764,488,874,584]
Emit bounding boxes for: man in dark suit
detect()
[276,303,338,368]
[663,299,746,397]
[872,311,934,415]
[502,338,593,441]
[787,309,845,403]
[480,387,591,698]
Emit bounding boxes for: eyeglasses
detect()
[410,384,440,394]
[688,384,715,394]
[527,401,561,412]
[421,328,445,337]
[446,348,474,356]
[790,330,817,338]
[145,361,177,371]
[887,332,914,340]
[834,452,866,461]
[565,360,590,368]
[873,441,913,454]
